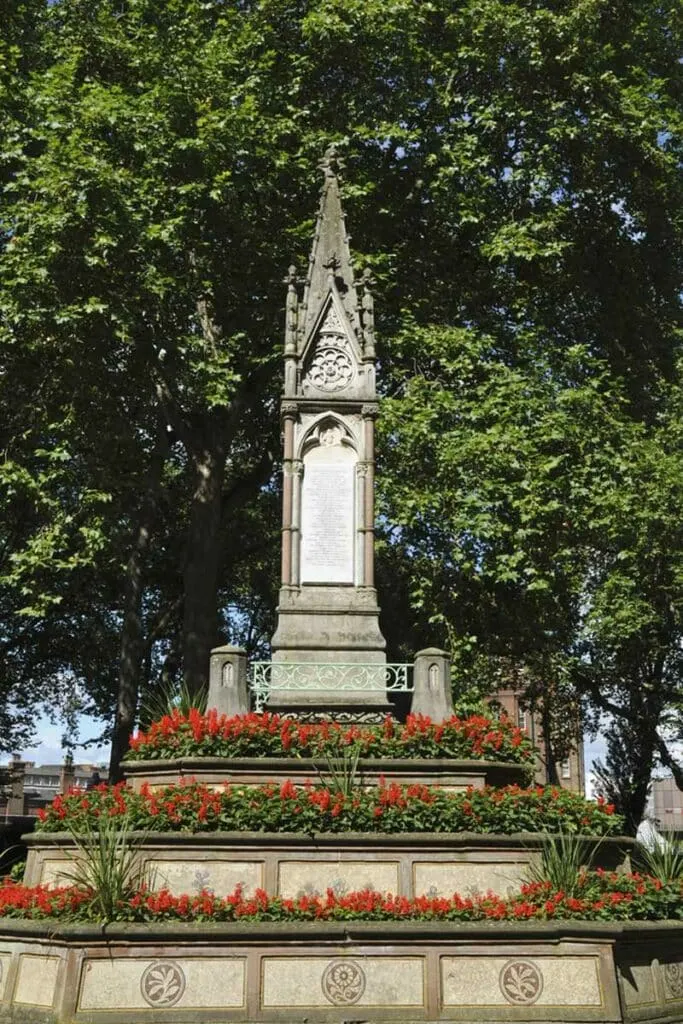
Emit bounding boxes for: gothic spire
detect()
[299,145,362,352]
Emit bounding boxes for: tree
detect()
[1,0,680,792]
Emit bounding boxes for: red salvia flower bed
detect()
[36,779,621,836]
[124,711,535,770]
[1,871,680,923]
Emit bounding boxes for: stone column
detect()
[355,462,367,586]
[411,648,453,722]
[361,404,378,587]
[290,460,303,586]
[207,645,249,716]
[280,405,297,586]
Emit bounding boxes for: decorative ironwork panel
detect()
[249,662,412,711]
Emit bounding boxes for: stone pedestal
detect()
[411,648,454,722]
[207,646,249,717]
[270,586,388,714]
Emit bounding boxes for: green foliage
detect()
[124,710,536,774]
[524,831,602,897]
[60,813,152,922]
[36,780,623,838]
[7,861,26,884]
[0,0,681,778]
[633,837,683,885]
[2,872,681,924]
[138,679,207,732]
[314,746,362,799]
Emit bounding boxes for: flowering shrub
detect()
[1,871,680,923]
[36,780,622,836]
[125,710,535,772]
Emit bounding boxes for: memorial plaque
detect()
[301,457,355,583]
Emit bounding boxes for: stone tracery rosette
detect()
[321,959,367,1005]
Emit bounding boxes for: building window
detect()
[561,759,571,779]
[516,707,527,731]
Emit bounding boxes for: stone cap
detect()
[0,916,675,944]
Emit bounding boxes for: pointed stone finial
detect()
[361,268,376,354]
[319,143,345,180]
[284,265,298,352]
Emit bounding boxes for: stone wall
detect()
[0,920,681,1022]
[24,831,631,899]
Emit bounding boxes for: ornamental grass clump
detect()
[633,835,683,885]
[59,813,153,921]
[524,831,603,897]
[0,871,680,924]
[36,780,623,837]
[125,710,535,776]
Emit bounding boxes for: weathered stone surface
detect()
[148,858,262,897]
[14,953,60,1006]
[0,919,676,1022]
[414,859,529,897]
[206,645,249,716]
[270,150,389,715]
[619,961,657,1007]
[412,647,454,722]
[25,832,631,898]
[123,754,528,792]
[79,957,246,1010]
[0,950,10,1000]
[261,956,424,1008]
[441,954,602,1007]
[38,858,72,886]
[300,445,356,584]
[278,859,400,898]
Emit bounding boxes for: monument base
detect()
[269,585,389,713]
[1,918,679,1022]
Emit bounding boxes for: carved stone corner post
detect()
[411,648,453,722]
[207,645,249,716]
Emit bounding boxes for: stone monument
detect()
[269,147,389,715]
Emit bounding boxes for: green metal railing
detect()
[248,662,413,712]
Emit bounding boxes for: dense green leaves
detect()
[0,0,681,794]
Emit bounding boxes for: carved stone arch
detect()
[299,413,357,459]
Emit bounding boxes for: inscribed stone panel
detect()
[300,444,355,584]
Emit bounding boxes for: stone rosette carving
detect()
[664,962,683,999]
[306,343,354,392]
[321,959,366,1005]
[499,959,544,1005]
[140,960,186,1008]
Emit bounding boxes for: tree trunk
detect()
[182,430,226,696]
[541,695,560,785]
[108,431,166,782]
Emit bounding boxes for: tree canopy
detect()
[1,0,681,810]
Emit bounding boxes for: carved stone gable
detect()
[302,300,356,394]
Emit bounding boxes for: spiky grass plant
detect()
[62,813,153,921]
[139,678,207,730]
[315,746,363,798]
[524,831,603,897]
[634,835,683,884]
